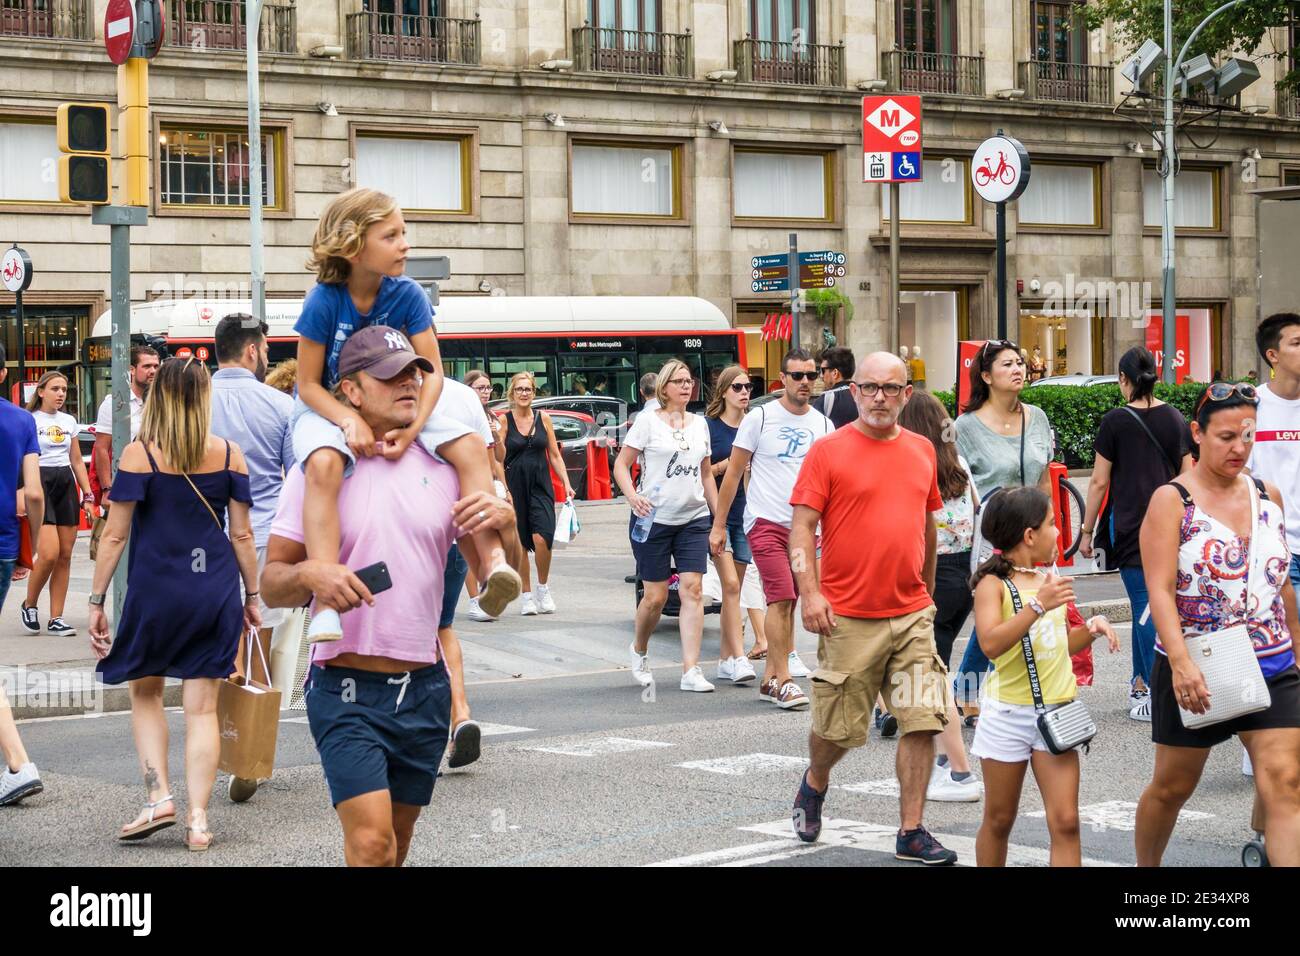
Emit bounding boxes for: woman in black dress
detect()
[496,371,574,617]
[88,357,262,851]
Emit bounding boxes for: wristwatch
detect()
[1027,598,1046,617]
[89,592,107,606]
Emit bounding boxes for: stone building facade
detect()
[1,0,1298,416]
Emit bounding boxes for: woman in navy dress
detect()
[88,357,262,852]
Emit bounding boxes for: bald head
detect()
[857,351,908,384]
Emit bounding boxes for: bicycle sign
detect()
[1,246,33,294]
[970,134,1030,203]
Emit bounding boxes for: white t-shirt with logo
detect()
[1248,382,1300,554]
[624,410,711,526]
[33,410,79,468]
[733,400,832,531]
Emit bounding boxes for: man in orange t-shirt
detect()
[787,351,957,865]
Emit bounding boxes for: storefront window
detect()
[1018,310,1095,378]
[1142,308,1216,382]
[0,305,89,418]
[900,289,966,392]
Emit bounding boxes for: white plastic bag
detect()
[554,498,581,546]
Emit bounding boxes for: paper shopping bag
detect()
[554,499,580,546]
[218,630,281,780]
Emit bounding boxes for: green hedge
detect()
[928,383,1207,467]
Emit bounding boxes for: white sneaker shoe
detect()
[629,643,653,686]
[466,598,496,622]
[787,651,811,679]
[520,593,539,616]
[1129,686,1150,710]
[0,762,43,806]
[536,584,556,614]
[680,666,715,693]
[716,658,737,682]
[306,607,343,644]
[927,768,983,803]
[730,656,757,684]
[1128,697,1152,722]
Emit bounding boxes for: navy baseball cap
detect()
[337,325,435,380]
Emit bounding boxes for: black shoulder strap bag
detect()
[1004,578,1097,755]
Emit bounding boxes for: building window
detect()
[896,0,955,54]
[1283,165,1300,187]
[1032,0,1087,63]
[880,156,970,223]
[591,0,659,31]
[571,141,680,218]
[750,0,815,43]
[159,127,280,208]
[1142,167,1220,229]
[1018,161,1100,226]
[355,134,470,214]
[0,120,59,203]
[734,148,833,220]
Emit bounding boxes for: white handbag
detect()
[1178,477,1272,730]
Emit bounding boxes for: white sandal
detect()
[118,794,176,841]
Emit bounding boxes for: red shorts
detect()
[747,517,816,606]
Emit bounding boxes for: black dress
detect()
[504,410,556,551]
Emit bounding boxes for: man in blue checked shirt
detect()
[209,312,295,805]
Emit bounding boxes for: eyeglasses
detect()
[671,428,690,451]
[784,370,817,382]
[514,386,535,394]
[1194,382,1259,417]
[851,381,905,398]
[668,377,694,388]
[981,339,1019,360]
[729,382,753,393]
[471,383,493,392]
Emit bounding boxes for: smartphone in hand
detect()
[354,561,393,596]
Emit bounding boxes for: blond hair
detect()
[655,359,691,408]
[263,359,297,395]
[507,371,536,410]
[26,371,68,412]
[307,188,399,284]
[137,357,212,474]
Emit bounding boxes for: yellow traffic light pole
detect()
[119,57,149,208]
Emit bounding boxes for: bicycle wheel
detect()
[1059,478,1086,560]
[975,168,992,187]
[999,165,1016,185]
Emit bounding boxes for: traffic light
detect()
[57,103,111,204]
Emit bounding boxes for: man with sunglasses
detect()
[710,349,831,710]
[815,347,858,430]
[787,351,956,863]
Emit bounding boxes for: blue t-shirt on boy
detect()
[294,275,434,390]
[0,399,39,560]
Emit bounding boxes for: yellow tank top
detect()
[983,582,1076,706]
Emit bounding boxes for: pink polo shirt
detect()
[269,449,459,665]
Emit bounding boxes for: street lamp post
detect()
[1160,0,1248,383]
[247,0,266,326]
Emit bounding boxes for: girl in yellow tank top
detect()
[970,487,1119,867]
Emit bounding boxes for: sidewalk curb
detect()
[1077,599,1132,624]
[12,677,183,720]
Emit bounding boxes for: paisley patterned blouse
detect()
[1156,480,1295,677]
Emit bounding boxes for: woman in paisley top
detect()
[1135,383,1300,866]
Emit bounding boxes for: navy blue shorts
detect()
[305,661,451,807]
[440,543,469,629]
[724,514,753,565]
[630,514,710,582]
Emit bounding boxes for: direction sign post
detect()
[787,233,799,350]
[103,0,134,65]
[2,245,34,388]
[970,130,1031,339]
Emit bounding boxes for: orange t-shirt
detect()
[790,425,942,619]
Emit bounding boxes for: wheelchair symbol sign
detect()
[893,152,921,181]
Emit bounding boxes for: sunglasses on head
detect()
[784,370,817,382]
[729,381,753,393]
[1195,382,1258,417]
[981,339,1018,359]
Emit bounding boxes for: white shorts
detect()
[970,698,1070,763]
[291,397,474,478]
[252,545,285,630]
[740,562,765,611]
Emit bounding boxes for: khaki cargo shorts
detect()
[810,605,950,749]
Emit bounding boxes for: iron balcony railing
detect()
[0,0,91,40]
[882,49,983,95]
[346,11,480,65]
[1279,86,1300,118]
[572,25,692,78]
[1019,59,1113,105]
[169,0,296,53]
[733,36,844,87]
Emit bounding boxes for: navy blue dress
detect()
[97,441,252,685]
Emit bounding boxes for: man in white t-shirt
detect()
[93,344,159,499]
[1250,312,1300,589]
[710,349,832,710]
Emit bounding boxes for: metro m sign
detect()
[862,95,923,183]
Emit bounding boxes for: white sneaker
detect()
[1243,749,1254,777]
[466,598,496,622]
[717,658,737,682]
[0,762,43,806]
[927,768,983,803]
[1128,697,1152,722]
[1129,686,1150,710]
[628,643,653,687]
[306,607,343,644]
[730,656,757,684]
[787,651,811,679]
[520,593,539,616]
[680,666,715,693]
[536,584,556,614]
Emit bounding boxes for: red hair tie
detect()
[992,548,1003,556]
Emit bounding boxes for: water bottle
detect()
[631,484,661,543]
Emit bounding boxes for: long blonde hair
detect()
[306,188,399,284]
[137,357,212,474]
[705,365,748,419]
[26,371,67,412]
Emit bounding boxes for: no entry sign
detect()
[862,95,923,183]
[104,0,135,65]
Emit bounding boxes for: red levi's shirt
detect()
[790,425,943,619]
